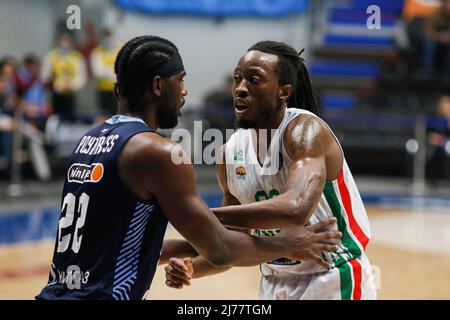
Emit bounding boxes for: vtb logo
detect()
[68,163,104,184]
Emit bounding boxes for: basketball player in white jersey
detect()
[164,41,377,300]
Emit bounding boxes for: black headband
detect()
[152,51,185,78]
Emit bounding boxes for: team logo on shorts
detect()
[235,166,246,180]
[68,163,104,184]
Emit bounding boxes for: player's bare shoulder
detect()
[122,132,188,166]
[283,113,334,158]
[118,131,191,200]
[283,113,343,179]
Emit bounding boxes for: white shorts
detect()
[259,254,377,300]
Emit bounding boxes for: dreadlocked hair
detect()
[247,41,320,115]
[114,35,178,113]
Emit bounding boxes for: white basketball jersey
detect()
[225,108,371,275]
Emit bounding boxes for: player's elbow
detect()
[287,200,309,226]
[286,174,324,225]
[281,191,307,225]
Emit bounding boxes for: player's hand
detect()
[280,217,342,269]
[305,218,342,245]
[164,257,193,289]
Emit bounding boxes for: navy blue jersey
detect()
[36,115,168,300]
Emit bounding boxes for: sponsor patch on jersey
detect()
[68,163,104,184]
[269,258,301,266]
[48,263,90,289]
[235,166,246,180]
[234,150,244,162]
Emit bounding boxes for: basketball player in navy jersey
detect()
[35,36,341,300]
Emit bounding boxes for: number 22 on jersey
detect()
[57,193,90,253]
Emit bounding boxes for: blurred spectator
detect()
[41,33,87,120]
[90,28,121,117]
[401,0,441,72]
[0,75,13,170]
[421,0,450,73]
[0,57,18,113]
[426,95,450,183]
[403,0,441,23]
[203,75,235,133]
[78,21,99,77]
[0,58,17,170]
[16,55,48,130]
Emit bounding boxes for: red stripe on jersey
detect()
[349,258,362,300]
[338,170,369,250]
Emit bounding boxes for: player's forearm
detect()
[217,231,287,267]
[191,255,232,279]
[159,239,198,265]
[190,227,250,277]
[212,191,309,229]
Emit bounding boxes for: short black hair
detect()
[114,35,179,113]
[248,41,320,115]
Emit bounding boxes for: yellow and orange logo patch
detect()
[235,166,246,180]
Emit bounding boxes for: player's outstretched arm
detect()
[163,176,247,287]
[164,218,341,289]
[212,115,341,229]
[120,133,339,268]
[163,151,341,288]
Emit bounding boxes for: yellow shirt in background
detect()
[90,42,121,91]
[42,49,86,94]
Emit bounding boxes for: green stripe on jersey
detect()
[323,181,362,267]
[339,262,353,300]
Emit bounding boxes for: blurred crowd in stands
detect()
[388,0,450,180]
[400,0,450,76]
[0,0,449,182]
[0,28,121,175]
[427,95,450,183]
